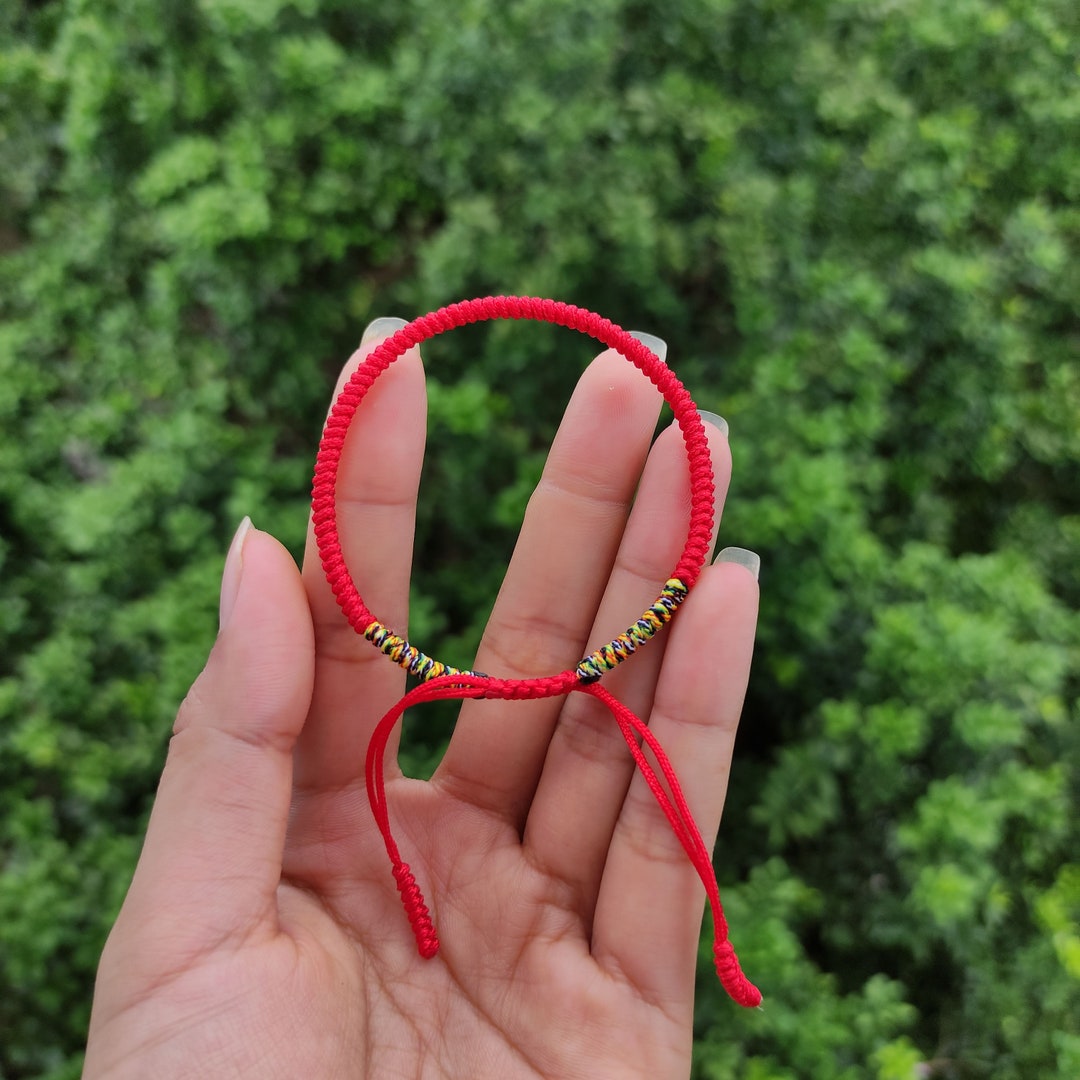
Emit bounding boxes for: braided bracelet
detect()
[311,295,760,1008]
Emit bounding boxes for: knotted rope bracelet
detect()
[311,295,761,1008]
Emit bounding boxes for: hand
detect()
[84,326,760,1079]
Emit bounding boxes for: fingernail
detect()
[698,410,729,438]
[628,331,668,362]
[219,516,253,630]
[361,316,409,346]
[715,546,760,580]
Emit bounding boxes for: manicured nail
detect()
[699,410,729,438]
[361,316,409,346]
[219,516,253,630]
[628,331,668,362]
[715,546,760,580]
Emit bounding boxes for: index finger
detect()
[292,319,428,795]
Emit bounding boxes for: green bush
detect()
[1,1,1076,1076]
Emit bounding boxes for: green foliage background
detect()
[1,0,1077,1076]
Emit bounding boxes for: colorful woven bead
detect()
[364,621,475,682]
[576,579,689,681]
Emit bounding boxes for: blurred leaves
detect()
[1,0,1077,1077]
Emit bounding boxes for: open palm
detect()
[84,326,759,1079]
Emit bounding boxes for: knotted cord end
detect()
[392,861,439,959]
[713,939,762,1008]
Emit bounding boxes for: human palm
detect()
[84,327,759,1079]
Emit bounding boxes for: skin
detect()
[84,332,759,1079]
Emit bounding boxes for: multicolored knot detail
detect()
[576,578,689,681]
[311,295,761,1008]
[364,621,477,682]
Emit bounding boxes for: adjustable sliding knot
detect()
[313,296,760,1008]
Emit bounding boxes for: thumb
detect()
[122,518,315,948]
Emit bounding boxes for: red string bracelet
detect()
[311,295,761,1008]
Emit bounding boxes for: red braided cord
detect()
[314,296,758,1007]
[312,296,715,687]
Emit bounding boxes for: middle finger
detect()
[433,336,666,827]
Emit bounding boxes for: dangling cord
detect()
[364,675,490,957]
[579,683,762,1008]
[365,673,761,1008]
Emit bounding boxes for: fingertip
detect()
[627,330,668,363]
[324,325,427,430]
[698,410,729,440]
[361,316,410,347]
[179,525,315,742]
[659,559,759,720]
[714,546,761,582]
[219,526,315,724]
[219,515,253,630]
